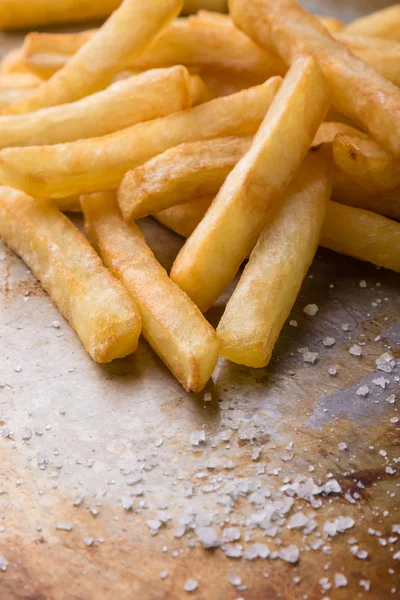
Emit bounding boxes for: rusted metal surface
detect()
[0,5,399,599]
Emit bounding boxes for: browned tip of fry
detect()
[0,186,141,363]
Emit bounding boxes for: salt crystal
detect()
[357,385,369,397]
[359,280,367,288]
[190,431,206,446]
[83,537,94,546]
[360,580,371,591]
[160,570,168,579]
[22,427,32,440]
[304,304,319,316]
[303,351,319,365]
[386,394,396,405]
[146,520,161,531]
[184,579,198,592]
[222,527,241,543]
[372,376,387,389]
[334,574,347,588]
[279,545,299,563]
[376,352,395,373]
[0,556,7,571]
[204,393,212,402]
[323,337,336,347]
[229,574,242,586]
[287,512,308,530]
[121,496,134,511]
[51,321,60,328]
[195,527,220,549]
[349,345,362,357]
[224,544,243,558]
[56,522,72,531]
[328,367,337,376]
[289,320,298,327]
[338,442,347,451]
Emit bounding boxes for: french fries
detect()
[170,56,329,312]
[344,5,400,41]
[312,121,366,147]
[216,153,330,367]
[0,77,280,198]
[321,202,400,274]
[230,0,400,157]
[0,67,191,149]
[0,186,141,362]
[332,175,400,222]
[119,136,252,221]
[4,0,183,115]
[0,48,30,75]
[23,20,286,83]
[188,75,215,105]
[154,197,214,239]
[333,135,400,194]
[335,34,400,87]
[182,0,228,14]
[317,15,344,34]
[81,192,220,392]
[0,0,121,30]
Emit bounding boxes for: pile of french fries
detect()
[0,0,399,392]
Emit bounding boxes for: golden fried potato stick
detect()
[217,153,330,367]
[317,15,344,34]
[4,0,183,115]
[81,192,220,392]
[0,73,43,111]
[312,121,366,147]
[0,186,141,362]
[170,56,329,312]
[0,77,281,199]
[23,20,285,83]
[188,75,215,105]
[332,174,400,222]
[335,34,400,87]
[119,136,252,221]
[0,67,191,149]
[0,0,120,30]
[154,192,400,273]
[0,48,31,75]
[321,202,400,274]
[343,5,400,41]
[154,197,213,239]
[230,0,400,156]
[333,135,400,193]
[51,195,82,213]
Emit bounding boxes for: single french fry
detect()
[217,153,330,367]
[0,73,42,89]
[317,15,344,34]
[4,0,183,115]
[332,172,400,222]
[333,135,400,193]
[199,68,258,96]
[0,89,33,111]
[0,48,31,75]
[0,77,281,198]
[170,56,330,312]
[119,136,252,221]
[335,34,400,87]
[343,5,400,41]
[0,0,120,30]
[23,19,285,83]
[0,186,141,362]
[230,0,400,156]
[154,196,213,238]
[0,67,191,149]
[312,121,366,146]
[81,192,220,392]
[321,202,400,273]
[188,75,215,105]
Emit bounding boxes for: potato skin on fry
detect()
[321,202,400,274]
[4,0,183,115]
[0,67,191,149]
[230,0,400,157]
[0,187,141,362]
[119,136,252,221]
[0,78,281,199]
[82,192,220,392]
[171,56,329,312]
[217,153,330,367]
